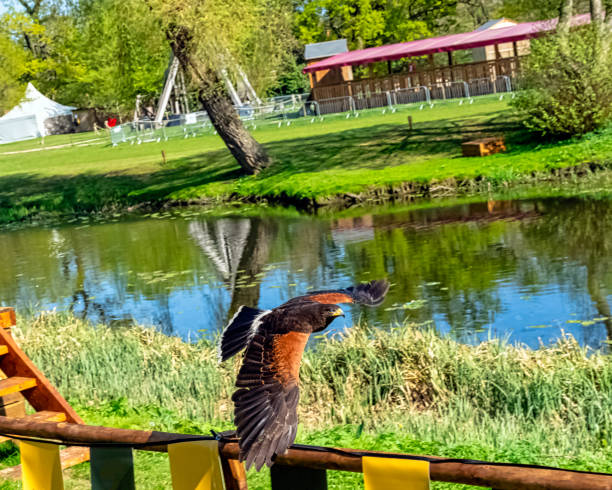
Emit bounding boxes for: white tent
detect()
[0,83,76,144]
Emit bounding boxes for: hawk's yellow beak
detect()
[332,307,345,317]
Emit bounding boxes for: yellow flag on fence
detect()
[363,456,430,490]
[20,441,64,490]
[168,440,225,490]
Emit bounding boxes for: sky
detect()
[1,0,20,14]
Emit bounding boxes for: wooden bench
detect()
[462,136,506,157]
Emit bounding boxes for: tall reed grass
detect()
[13,312,612,468]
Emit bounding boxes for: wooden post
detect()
[0,392,25,418]
[447,51,453,66]
[218,439,248,490]
[494,44,501,59]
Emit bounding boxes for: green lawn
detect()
[1,94,611,224]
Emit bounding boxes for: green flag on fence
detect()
[90,447,135,490]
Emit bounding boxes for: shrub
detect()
[511,27,612,138]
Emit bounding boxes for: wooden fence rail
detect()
[0,416,610,490]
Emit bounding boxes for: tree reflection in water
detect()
[0,196,610,349]
[188,218,277,323]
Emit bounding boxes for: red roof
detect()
[303,13,591,73]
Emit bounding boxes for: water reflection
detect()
[0,196,610,349]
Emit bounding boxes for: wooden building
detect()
[303,14,591,103]
[304,39,353,89]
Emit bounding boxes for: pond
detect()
[1,195,611,350]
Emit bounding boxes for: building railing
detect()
[305,77,511,116]
[311,56,524,101]
[392,86,431,105]
[0,416,610,490]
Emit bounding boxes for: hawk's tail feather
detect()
[218,306,266,362]
[346,279,390,306]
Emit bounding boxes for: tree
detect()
[265,55,311,97]
[62,0,169,115]
[293,0,457,50]
[0,16,31,114]
[497,0,588,22]
[510,0,612,137]
[147,0,293,175]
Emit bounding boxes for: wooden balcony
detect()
[311,57,523,101]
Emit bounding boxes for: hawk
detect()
[218,279,390,470]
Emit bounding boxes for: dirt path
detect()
[0,137,107,155]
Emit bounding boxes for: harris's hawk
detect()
[218,279,390,470]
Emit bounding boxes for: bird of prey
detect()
[218,279,390,470]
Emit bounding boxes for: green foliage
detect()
[0,1,169,115]
[148,0,294,97]
[511,27,612,138]
[497,0,589,21]
[0,13,42,113]
[266,55,310,96]
[0,33,27,114]
[56,0,170,113]
[293,0,455,49]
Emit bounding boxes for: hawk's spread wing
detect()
[226,279,390,470]
[232,330,307,470]
[286,278,390,307]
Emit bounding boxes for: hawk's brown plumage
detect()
[219,279,390,470]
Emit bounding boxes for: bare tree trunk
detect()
[558,0,574,36]
[587,268,612,343]
[226,219,276,320]
[591,0,605,34]
[198,88,270,175]
[165,26,271,175]
[606,0,612,26]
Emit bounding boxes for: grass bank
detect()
[2,95,612,224]
[0,312,609,488]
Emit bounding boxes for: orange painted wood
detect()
[462,137,506,157]
[0,346,9,357]
[0,377,37,397]
[57,446,90,469]
[0,328,83,424]
[0,309,16,329]
[25,411,68,423]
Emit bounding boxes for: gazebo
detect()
[303,14,591,104]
